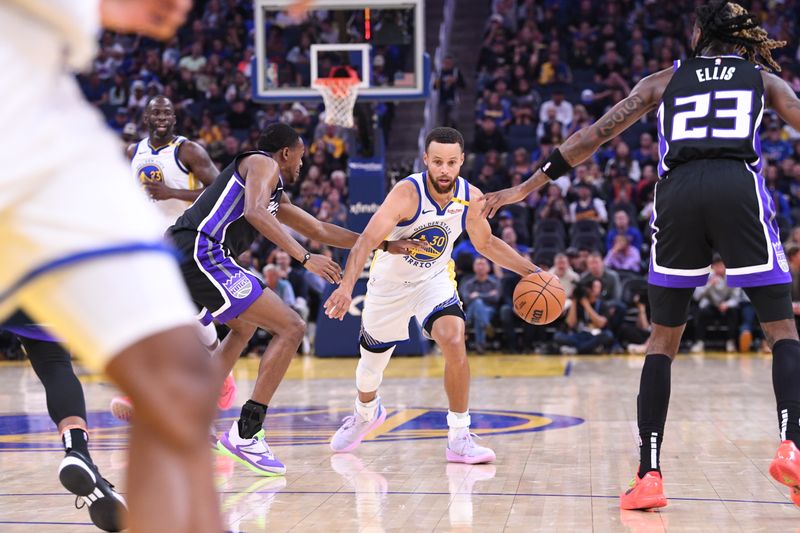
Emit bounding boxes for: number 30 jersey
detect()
[657,56,764,176]
[369,172,470,284]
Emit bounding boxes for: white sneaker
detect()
[216,422,286,476]
[446,429,496,464]
[330,402,387,453]
[559,345,578,355]
[690,341,705,353]
[725,340,736,353]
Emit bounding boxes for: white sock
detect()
[447,410,471,440]
[355,396,380,421]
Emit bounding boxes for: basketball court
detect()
[0,352,798,531]
[2,0,800,531]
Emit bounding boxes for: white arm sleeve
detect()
[8,0,101,71]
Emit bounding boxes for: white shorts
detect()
[0,10,197,371]
[361,269,463,346]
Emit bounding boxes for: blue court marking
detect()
[0,491,793,507]
[564,360,573,376]
[0,406,584,451]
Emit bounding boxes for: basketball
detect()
[513,270,566,325]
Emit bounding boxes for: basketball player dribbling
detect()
[481,0,800,511]
[0,1,223,531]
[110,94,234,421]
[168,122,421,475]
[324,127,539,464]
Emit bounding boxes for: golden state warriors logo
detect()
[406,224,449,268]
[137,163,164,183]
[0,407,583,450]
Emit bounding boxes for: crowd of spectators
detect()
[5,2,800,358]
[65,1,400,354]
[450,0,800,354]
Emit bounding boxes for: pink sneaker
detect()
[218,372,237,410]
[110,397,133,422]
[330,402,387,453]
[446,430,496,464]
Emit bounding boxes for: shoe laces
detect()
[340,410,372,430]
[451,431,482,452]
[340,415,357,431]
[248,430,275,459]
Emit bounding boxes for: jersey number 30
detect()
[670,90,753,141]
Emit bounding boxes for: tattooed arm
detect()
[763,71,800,132]
[481,68,674,217]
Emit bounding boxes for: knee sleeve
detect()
[22,337,87,423]
[356,339,395,392]
[195,321,218,350]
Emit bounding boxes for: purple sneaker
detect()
[216,422,286,476]
[330,402,387,453]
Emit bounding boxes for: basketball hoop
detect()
[313,67,361,128]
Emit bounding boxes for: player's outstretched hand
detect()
[100,0,192,40]
[324,286,352,321]
[304,254,342,284]
[386,239,436,256]
[480,187,522,218]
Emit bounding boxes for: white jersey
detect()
[131,136,203,230]
[6,0,100,72]
[369,172,470,284]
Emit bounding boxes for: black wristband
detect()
[382,241,389,252]
[301,252,311,266]
[540,148,573,180]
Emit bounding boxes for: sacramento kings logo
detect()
[224,271,253,299]
[774,242,789,273]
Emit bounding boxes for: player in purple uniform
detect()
[481,0,800,511]
[169,123,421,476]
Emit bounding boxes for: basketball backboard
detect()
[253,0,428,102]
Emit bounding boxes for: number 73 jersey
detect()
[369,172,470,284]
[657,55,765,176]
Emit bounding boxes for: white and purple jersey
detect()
[369,172,470,284]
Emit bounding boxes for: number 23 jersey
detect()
[369,172,470,284]
[657,56,764,176]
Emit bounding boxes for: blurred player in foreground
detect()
[0,1,221,531]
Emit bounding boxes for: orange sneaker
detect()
[620,471,667,510]
[110,396,133,422]
[769,440,800,507]
[218,372,237,410]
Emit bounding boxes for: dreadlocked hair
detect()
[694,0,786,72]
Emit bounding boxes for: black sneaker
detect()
[59,450,127,532]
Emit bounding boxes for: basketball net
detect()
[313,67,360,128]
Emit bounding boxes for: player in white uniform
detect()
[128,95,216,228]
[0,1,221,531]
[325,128,540,463]
[111,95,232,421]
